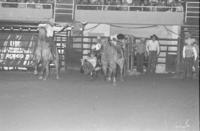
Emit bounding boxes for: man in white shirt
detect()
[146,34,160,74]
[182,32,197,79]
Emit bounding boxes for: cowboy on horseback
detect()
[34,18,68,80]
[38,18,67,58]
[110,33,126,58]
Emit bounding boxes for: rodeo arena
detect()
[0,0,199,131]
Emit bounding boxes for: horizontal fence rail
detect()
[0,2,52,9]
[54,3,74,23]
[76,4,184,12]
[185,2,200,24]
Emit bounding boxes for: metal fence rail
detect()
[76,4,184,12]
[185,2,200,24]
[0,2,52,9]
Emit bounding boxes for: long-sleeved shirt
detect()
[38,23,64,37]
[185,38,195,45]
[134,42,146,54]
[182,45,197,60]
[146,40,160,54]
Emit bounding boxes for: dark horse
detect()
[101,38,125,85]
[33,27,59,80]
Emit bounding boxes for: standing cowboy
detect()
[38,18,67,58]
[193,40,199,78]
[146,34,160,74]
[182,32,197,79]
[134,38,146,74]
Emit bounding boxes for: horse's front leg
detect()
[119,60,125,82]
[53,54,60,79]
[34,63,38,75]
[43,61,50,80]
[110,63,117,85]
[55,60,60,80]
[102,63,108,81]
[38,61,46,80]
[33,57,40,75]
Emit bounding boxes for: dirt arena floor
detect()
[0,70,199,131]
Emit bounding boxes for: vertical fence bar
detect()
[185,2,188,23]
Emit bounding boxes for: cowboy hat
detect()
[117,33,125,40]
[150,34,158,40]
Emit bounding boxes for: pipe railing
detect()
[76,4,184,12]
[185,2,200,23]
[0,2,52,9]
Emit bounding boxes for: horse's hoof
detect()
[34,71,38,75]
[43,78,47,81]
[107,77,111,82]
[38,76,43,80]
[56,76,60,80]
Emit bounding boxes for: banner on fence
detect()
[0,33,36,70]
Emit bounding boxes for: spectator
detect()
[146,34,160,74]
[174,0,183,12]
[126,0,133,5]
[134,38,146,74]
[182,32,197,79]
[149,0,158,6]
[193,40,199,79]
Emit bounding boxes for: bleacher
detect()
[183,0,199,41]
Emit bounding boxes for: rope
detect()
[84,24,100,31]
[163,26,179,36]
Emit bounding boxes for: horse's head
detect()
[98,38,111,53]
[38,27,47,41]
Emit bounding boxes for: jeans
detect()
[194,57,199,77]
[147,51,157,74]
[183,57,194,79]
[136,53,145,73]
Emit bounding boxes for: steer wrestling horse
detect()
[101,37,125,85]
[33,26,60,80]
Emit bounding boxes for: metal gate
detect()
[133,37,179,73]
[65,36,97,70]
